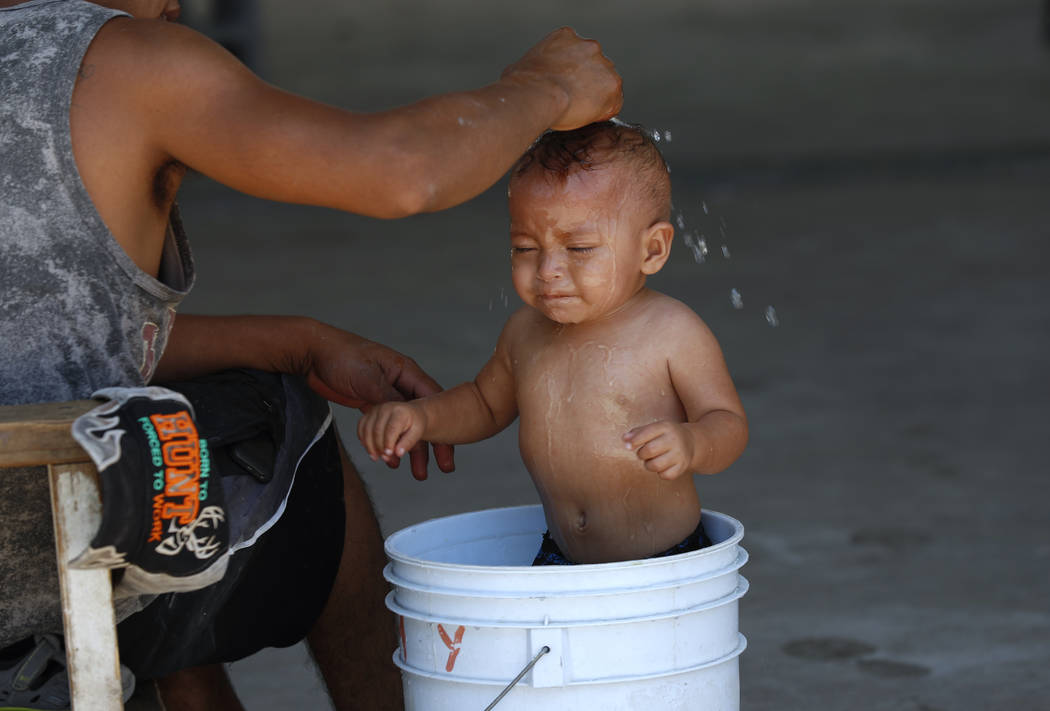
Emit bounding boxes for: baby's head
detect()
[507,120,674,325]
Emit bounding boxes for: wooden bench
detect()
[0,400,125,710]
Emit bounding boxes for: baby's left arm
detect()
[623,309,748,480]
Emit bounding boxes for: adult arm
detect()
[86,21,622,219]
[153,313,456,477]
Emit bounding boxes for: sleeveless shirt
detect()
[0,0,195,406]
[0,0,195,645]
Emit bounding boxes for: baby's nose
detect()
[537,252,565,281]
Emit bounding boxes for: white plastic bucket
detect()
[384,505,748,710]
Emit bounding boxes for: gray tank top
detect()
[0,0,195,406]
[0,0,197,644]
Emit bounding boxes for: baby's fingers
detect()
[645,452,685,480]
[363,406,401,464]
[380,408,416,457]
[621,417,672,457]
[392,421,423,459]
[636,435,672,465]
[624,421,670,456]
[357,411,383,460]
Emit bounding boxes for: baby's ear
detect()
[640,221,674,275]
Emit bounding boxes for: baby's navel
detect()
[574,510,588,534]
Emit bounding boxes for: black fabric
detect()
[115,372,345,679]
[532,518,714,566]
[163,370,286,483]
[71,388,229,591]
[117,427,344,677]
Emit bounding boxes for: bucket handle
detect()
[483,646,551,710]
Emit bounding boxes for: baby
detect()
[359,121,748,565]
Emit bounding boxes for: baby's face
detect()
[508,166,651,325]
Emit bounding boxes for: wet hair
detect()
[510,120,672,221]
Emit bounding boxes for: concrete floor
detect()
[156,1,1050,708]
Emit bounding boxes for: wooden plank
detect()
[49,462,124,711]
[0,400,96,468]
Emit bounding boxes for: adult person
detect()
[0,0,622,708]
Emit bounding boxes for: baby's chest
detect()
[512,341,677,421]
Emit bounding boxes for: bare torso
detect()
[509,290,702,563]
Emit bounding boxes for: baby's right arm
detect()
[357,321,520,470]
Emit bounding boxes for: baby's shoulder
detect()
[635,291,721,353]
[497,306,548,350]
[639,290,708,329]
[502,305,545,334]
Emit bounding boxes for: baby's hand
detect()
[623,421,696,480]
[357,401,428,467]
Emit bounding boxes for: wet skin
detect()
[359,164,747,564]
[507,167,701,561]
[509,293,705,563]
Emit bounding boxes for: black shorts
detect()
[116,370,345,679]
[532,518,714,566]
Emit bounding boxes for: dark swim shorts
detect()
[532,518,714,566]
[115,369,345,679]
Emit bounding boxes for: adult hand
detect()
[502,27,623,131]
[304,324,455,480]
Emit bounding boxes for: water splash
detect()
[683,231,708,264]
[765,305,779,327]
[663,130,673,142]
[730,288,744,309]
[721,244,731,259]
[675,212,686,230]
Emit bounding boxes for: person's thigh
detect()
[117,370,345,679]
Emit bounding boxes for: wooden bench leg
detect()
[48,463,124,711]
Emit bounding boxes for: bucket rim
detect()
[386,576,748,630]
[384,548,747,601]
[384,505,745,572]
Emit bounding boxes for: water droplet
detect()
[730,288,744,309]
[651,129,662,142]
[765,305,779,327]
[684,232,707,263]
[721,244,731,259]
[663,130,672,142]
[702,201,709,215]
[488,298,493,311]
[676,213,686,230]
